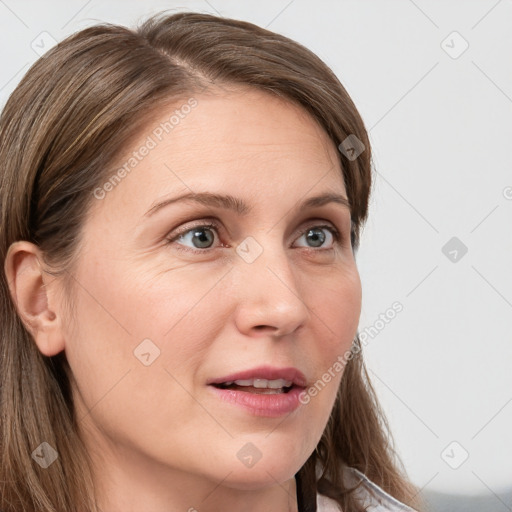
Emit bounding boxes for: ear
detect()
[4,241,66,356]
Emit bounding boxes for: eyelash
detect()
[165,220,343,255]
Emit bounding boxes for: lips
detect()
[207,366,307,417]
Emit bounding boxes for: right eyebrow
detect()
[144,191,253,217]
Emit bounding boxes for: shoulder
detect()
[316,466,418,512]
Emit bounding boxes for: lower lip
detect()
[209,385,304,418]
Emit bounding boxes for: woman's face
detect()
[63,86,362,503]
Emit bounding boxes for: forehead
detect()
[87,86,347,227]
[149,85,339,165]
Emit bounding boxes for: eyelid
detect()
[291,221,339,240]
[168,219,221,240]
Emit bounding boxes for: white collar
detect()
[315,466,417,512]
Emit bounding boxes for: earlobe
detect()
[4,241,66,356]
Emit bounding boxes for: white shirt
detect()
[316,467,417,512]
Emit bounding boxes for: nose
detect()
[232,240,310,338]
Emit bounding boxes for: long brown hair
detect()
[0,11,419,512]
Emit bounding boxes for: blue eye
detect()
[168,222,219,252]
[165,221,342,254]
[293,226,340,249]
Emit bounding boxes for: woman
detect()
[0,11,421,512]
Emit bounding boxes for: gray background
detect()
[1,1,511,510]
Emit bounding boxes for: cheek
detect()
[128,269,229,372]
[62,257,230,441]
[303,268,361,407]
[63,264,221,465]
[312,266,362,350]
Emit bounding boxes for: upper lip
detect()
[208,366,307,387]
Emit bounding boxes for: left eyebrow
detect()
[143,191,351,218]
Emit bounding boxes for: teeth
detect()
[233,379,253,387]
[233,378,292,389]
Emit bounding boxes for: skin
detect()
[5,85,362,512]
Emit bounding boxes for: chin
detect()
[220,462,300,491]
[221,443,309,490]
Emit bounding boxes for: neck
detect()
[94,462,299,512]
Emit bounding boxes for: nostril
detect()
[254,325,277,332]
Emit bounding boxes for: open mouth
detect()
[208,368,306,416]
[212,378,294,395]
